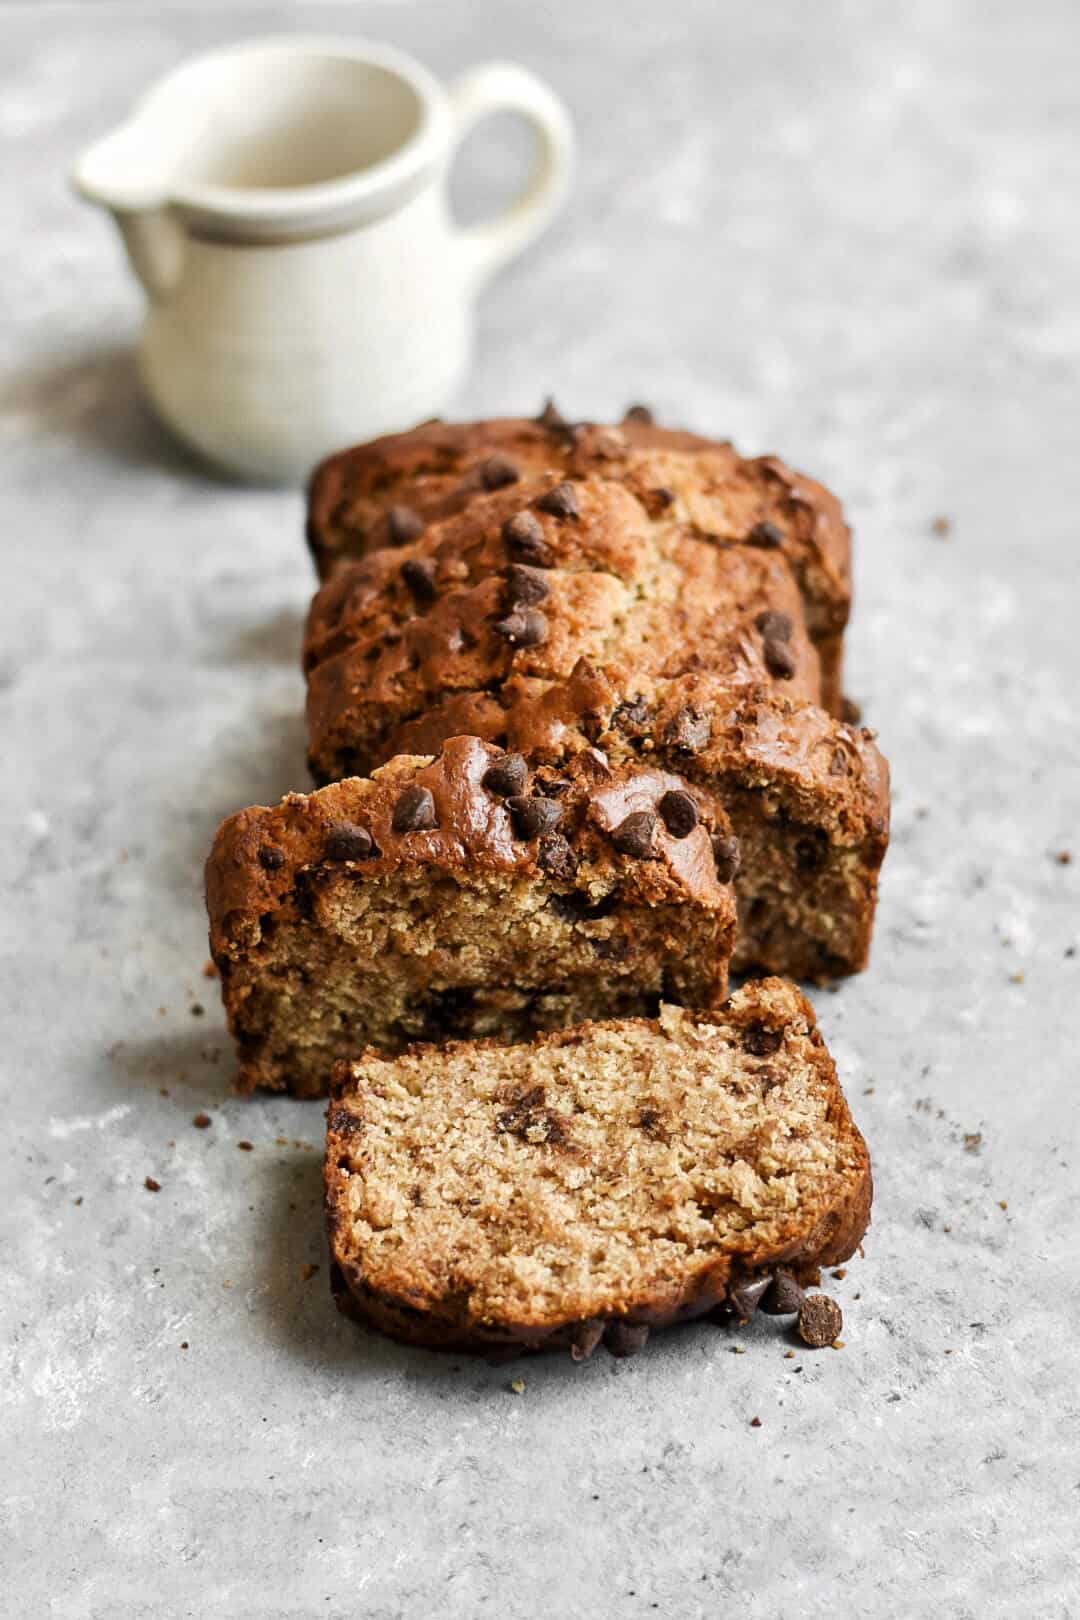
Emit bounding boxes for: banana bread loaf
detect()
[302,454,889,979]
[325,979,871,1359]
[306,406,852,713]
[205,736,737,1096]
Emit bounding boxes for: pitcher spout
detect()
[73,126,184,301]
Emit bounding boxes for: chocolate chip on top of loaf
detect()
[325,979,872,1359]
[205,736,739,1096]
[306,408,851,713]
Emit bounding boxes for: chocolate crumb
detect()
[387,505,425,546]
[190,1003,205,1018]
[324,822,374,862]
[258,845,286,871]
[392,785,438,833]
[73,1196,83,1206]
[482,753,529,798]
[144,1176,161,1192]
[663,706,711,754]
[746,520,783,550]
[507,795,564,839]
[568,1320,605,1362]
[237,1141,253,1152]
[604,1321,650,1358]
[750,1416,762,1428]
[657,789,699,838]
[832,1268,847,1280]
[1055,850,1072,865]
[193,1113,212,1129]
[480,454,521,490]
[762,1268,805,1315]
[400,557,438,604]
[711,833,741,884]
[494,607,548,647]
[797,1294,843,1348]
[611,810,660,859]
[535,481,580,520]
[537,833,577,881]
[743,1022,783,1056]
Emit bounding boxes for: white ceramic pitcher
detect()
[73,37,574,483]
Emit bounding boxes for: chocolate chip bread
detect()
[302,446,888,978]
[306,405,852,713]
[205,736,737,1096]
[325,979,871,1359]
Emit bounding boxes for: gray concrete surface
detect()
[3,2,1079,1616]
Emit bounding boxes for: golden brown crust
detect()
[306,409,851,712]
[324,980,872,1359]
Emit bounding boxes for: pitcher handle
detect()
[447,62,574,290]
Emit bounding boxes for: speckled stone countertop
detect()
[3,3,1078,1616]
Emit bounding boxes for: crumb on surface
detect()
[190,1003,205,1017]
[237,1140,254,1152]
[750,1416,762,1428]
[930,515,952,536]
[203,959,219,978]
[963,1132,983,1154]
[509,1378,526,1395]
[1055,850,1072,865]
[144,1176,161,1192]
[193,1113,212,1129]
[1009,971,1025,984]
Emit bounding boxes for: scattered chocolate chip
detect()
[536,397,569,432]
[754,609,793,642]
[193,1113,212,1129]
[746,520,783,550]
[258,845,286,871]
[237,1140,253,1152]
[623,403,654,424]
[190,1003,204,1017]
[663,706,711,754]
[535,481,580,520]
[604,1321,650,1358]
[711,833,741,884]
[144,1176,161,1192]
[750,1416,763,1428]
[507,795,564,839]
[797,1294,843,1348]
[612,695,653,735]
[761,1268,806,1315]
[504,564,550,607]
[764,637,797,679]
[400,557,437,604]
[658,789,698,839]
[324,822,374,862]
[502,510,553,566]
[392,785,438,833]
[479,454,521,490]
[482,754,529,797]
[729,1274,773,1321]
[494,608,548,648]
[743,1023,783,1056]
[387,505,425,546]
[568,1319,605,1362]
[537,833,577,881]
[612,810,660,859]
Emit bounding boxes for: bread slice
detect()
[205,736,737,1096]
[325,980,871,1359]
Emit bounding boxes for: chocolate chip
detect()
[494,608,548,648]
[797,1294,843,1348]
[658,789,698,839]
[535,481,580,520]
[612,695,653,737]
[480,454,520,490]
[391,785,437,833]
[504,564,550,607]
[192,1113,212,1129]
[761,1268,806,1315]
[144,1176,161,1192]
[743,1023,783,1056]
[482,754,529,797]
[763,637,797,679]
[729,1275,773,1322]
[754,609,793,642]
[711,833,741,884]
[568,1319,605,1362]
[663,706,711,754]
[400,557,437,604]
[258,845,286,871]
[604,1321,650,1358]
[507,795,564,839]
[387,505,425,546]
[324,822,374,862]
[537,833,578,881]
[746,520,783,550]
[502,510,553,566]
[612,810,659,859]
[623,403,654,424]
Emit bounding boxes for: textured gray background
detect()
[3,2,1079,1616]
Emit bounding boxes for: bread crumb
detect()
[832,1268,847,1279]
[863,1086,875,1095]
[1009,971,1025,984]
[509,1379,526,1395]
[1055,851,1072,865]
[193,1113,212,1129]
[783,1350,795,1360]
[237,1141,254,1152]
[73,1196,83,1206]
[144,1176,161,1192]
[930,515,952,537]
[731,1345,745,1355]
[963,1132,982,1154]
[203,958,219,978]
[999,1200,1008,1211]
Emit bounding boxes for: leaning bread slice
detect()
[206,736,736,1097]
[325,980,871,1359]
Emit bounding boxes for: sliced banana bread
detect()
[325,980,871,1359]
[205,736,737,1096]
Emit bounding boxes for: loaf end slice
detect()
[325,980,871,1359]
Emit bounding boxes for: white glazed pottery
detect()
[72,37,574,483]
